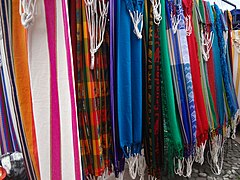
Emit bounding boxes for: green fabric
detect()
[159,0,183,175]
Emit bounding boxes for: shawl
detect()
[143,2,163,178]
[77,0,112,177]
[0,1,37,178]
[214,4,239,138]
[27,0,82,179]
[182,0,209,165]
[161,0,183,176]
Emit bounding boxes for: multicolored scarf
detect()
[77,0,112,178]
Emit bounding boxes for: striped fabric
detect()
[76,0,112,177]
[0,0,38,178]
[27,0,82,179]
[11,0,40,179]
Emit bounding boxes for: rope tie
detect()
[19,0,36,28]
[185,15,192,36]
[201,30,214,61]
[84,0,109,69]
[129,10,143,39]
[150,0,162,26]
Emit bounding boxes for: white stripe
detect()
[27,0,50,179]
[57,0,76,178]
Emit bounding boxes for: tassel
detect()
[174,157,184,176]
[231,109,240,139]
[116,171,125,180]
[183,155,195,177]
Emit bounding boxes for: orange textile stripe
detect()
[11,1,40,179]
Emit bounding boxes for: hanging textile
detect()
[116,0,145,178]
[166,0,197,176]
[230,9,240,118]
[76,0,112,178]
[160,0,183,177]
[143,1,163,178]
[110,0,125,178]
[0,0,37,178]
[182,0,209,165]
[214,4,239,138]
[27,0,82,179]
[12,0,40,179]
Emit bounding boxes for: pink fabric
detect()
[61,0,82,179]
[44,1,61,179]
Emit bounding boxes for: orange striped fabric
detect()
[11,1,40,179]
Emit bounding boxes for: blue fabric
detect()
[214,4,238,118]
[208,3,225,128]
[116,0,143,156]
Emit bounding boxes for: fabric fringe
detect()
[126,154,146,179]
[195,140,207,165]
[231,109,240,139]
[85,168,110,180]
[207,134,224,175]
[148,174,157,180]
[116,171,125,180]
[174,155,195,178]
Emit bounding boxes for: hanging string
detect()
[201,30,214,61]
[19,0,37,28]
[84,0,109,69]
[150,0,162,25]
[129,10,143,39]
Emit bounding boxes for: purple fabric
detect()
[110,0,125,176]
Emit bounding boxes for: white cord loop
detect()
[84,0,109,69]
[129,10,143,39]
[150,0,162,26]
[201,30,214,61]
[185,15,192,36]
[19,0,36,29]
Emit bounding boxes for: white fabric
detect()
[56,0,76,179]
[27,0,50,178]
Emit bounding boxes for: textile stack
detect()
[0,0,239,179]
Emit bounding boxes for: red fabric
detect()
[203,2,219,125]
[182,0,209,145]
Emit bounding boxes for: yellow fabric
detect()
[12,1,40,179]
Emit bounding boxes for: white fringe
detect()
[174,157,184,176]
[148,175,157,180]
[85,168,110,180]
[116,171,125,180]
[150,0,162,26]
[207,134,224,175]
[231,109,240,139]
[201,30,214,62]
[195,140,207,165]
